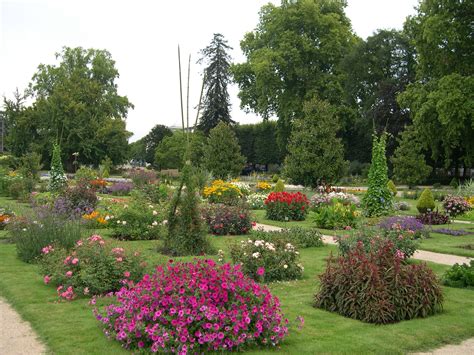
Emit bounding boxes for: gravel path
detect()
[413,338,474,355]
[253,223,473,266]
[0,298,46,355]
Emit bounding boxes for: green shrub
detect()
[39,234,145,298]
[433,182,442,189]
[442,261,474,289]
[19,152,43,181]
[387,180,397,196]
[416,188,436,213]
[273,179,285,192]
[252,227,323,248]
[201,203,253,235]
[313,201,359,229]
[7,175,34,200]
[99,156,113,178]
[337,227,419,259]
[229,238,303,282]
[75,166,98,182]
[362,133,393,217]
[315,240,443,324]
[9,212,84,263]
[48,144,68,191]
[272,174,279,183]
[450,178,459,189]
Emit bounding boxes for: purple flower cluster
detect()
[106,181,134,196]
[434,228,472,236]
[378,216,428,239]
[96,260,288,354]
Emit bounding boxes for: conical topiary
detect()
[416,188,436,213]
[274,179,285,192]
[387,180,397,196]
[48,143,68,191]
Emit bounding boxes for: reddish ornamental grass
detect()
[96,259,288,354]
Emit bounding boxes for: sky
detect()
[0,0,419,142]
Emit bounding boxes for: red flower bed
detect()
[264,192,309,221]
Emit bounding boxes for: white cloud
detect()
[1,0,418,142]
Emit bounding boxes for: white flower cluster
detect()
[231,181,251,195]
[246,193,268,209]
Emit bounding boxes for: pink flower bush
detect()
[39,234,145,299]
[96,260,288,353]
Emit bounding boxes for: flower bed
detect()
[96,260,288,353]
[229,238,303,282]
[264,192,309,221]
[378,216,429,239]
[201,203,253,235]
[313,202,359,229]
[443,195,471,217]
[246,193,268,210]
[203,180,242,205]
[40,234,144,299]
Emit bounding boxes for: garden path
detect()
[413,338,474,355]
[253,223,473,266]
[0,297,46,355]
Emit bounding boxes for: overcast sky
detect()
[1,0,419,142]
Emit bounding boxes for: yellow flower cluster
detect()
[82,210,108,225]
[203,180,242,198]
[466,196,474,207]
[256,181,272,191]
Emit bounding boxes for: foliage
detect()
[230,238,303,282]
[154,131,206,170]
[252,227,323,249]
[337,227,419,259]
[39,235,145,298]
[391,125,432,186]
[230,181,251,196]
[1,172,35,200]
[142,124,173,164]
[378,216,429,240]
[8,211,83,263]
[442,261,474,289]
[246,193,268,210]
[203,122,245,179]
[416,188,436,213]
[416,211,450,225]
[264,192,309,221]
[284,98,347,187]
[99,156,113,178]
[137,182,170,204]
[457,179,474,198]
[315,240,443,324]
[19,152,43,180]
[54,181,98,216]
[164,163,213,256]
[313,202,359,229]
[75,166,97,182]
[387,180,397,196]
[81,210,109,229]
[202,180,241,205]
[4,47,133,167]
[393,201,410,211]
[362,133,392,216]
[341,29,416,161]
[197,33,235,134]
[201,203,253,236]
[232,0,356,147]
[442,195,471,217]
[48,144,67,191]
[109,200,165,240]
[96,260,288,352]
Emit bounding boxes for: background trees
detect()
[197,34,234,134]
[284,98,347,187]
[3,47,133,170]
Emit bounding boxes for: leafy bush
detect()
[40,234,145,298]
[7,174,34,200]
[230,238,303,282]
[393,201,410,211]
[75,166,98,182]
[387,180,397,196]
[201,203,253,235]
[273,179,285,192]
[264,192,309,221]
[315,240,443,324]
[416,188,436,213]
[9,212,84,263]
[203,180,242,205]
[402,189,421,200]
[106,181,134,196]
[457,179,474,198]
[252,227,323,248]
[313,202,359,229]
[138,182,170,203]
[309,194,331,211]
[109,200,165,240]
[246,193,268,210]
[378,216,429,239]
[416,211,450,225]
[442,195,471,216]
[337,227,419,259]
[53,182,98,217]
[272,174,279,183]
[362,133,393,217]
[442,261,474,289]
[96,260,288,352]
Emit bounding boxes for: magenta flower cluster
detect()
[96,259,288,354]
